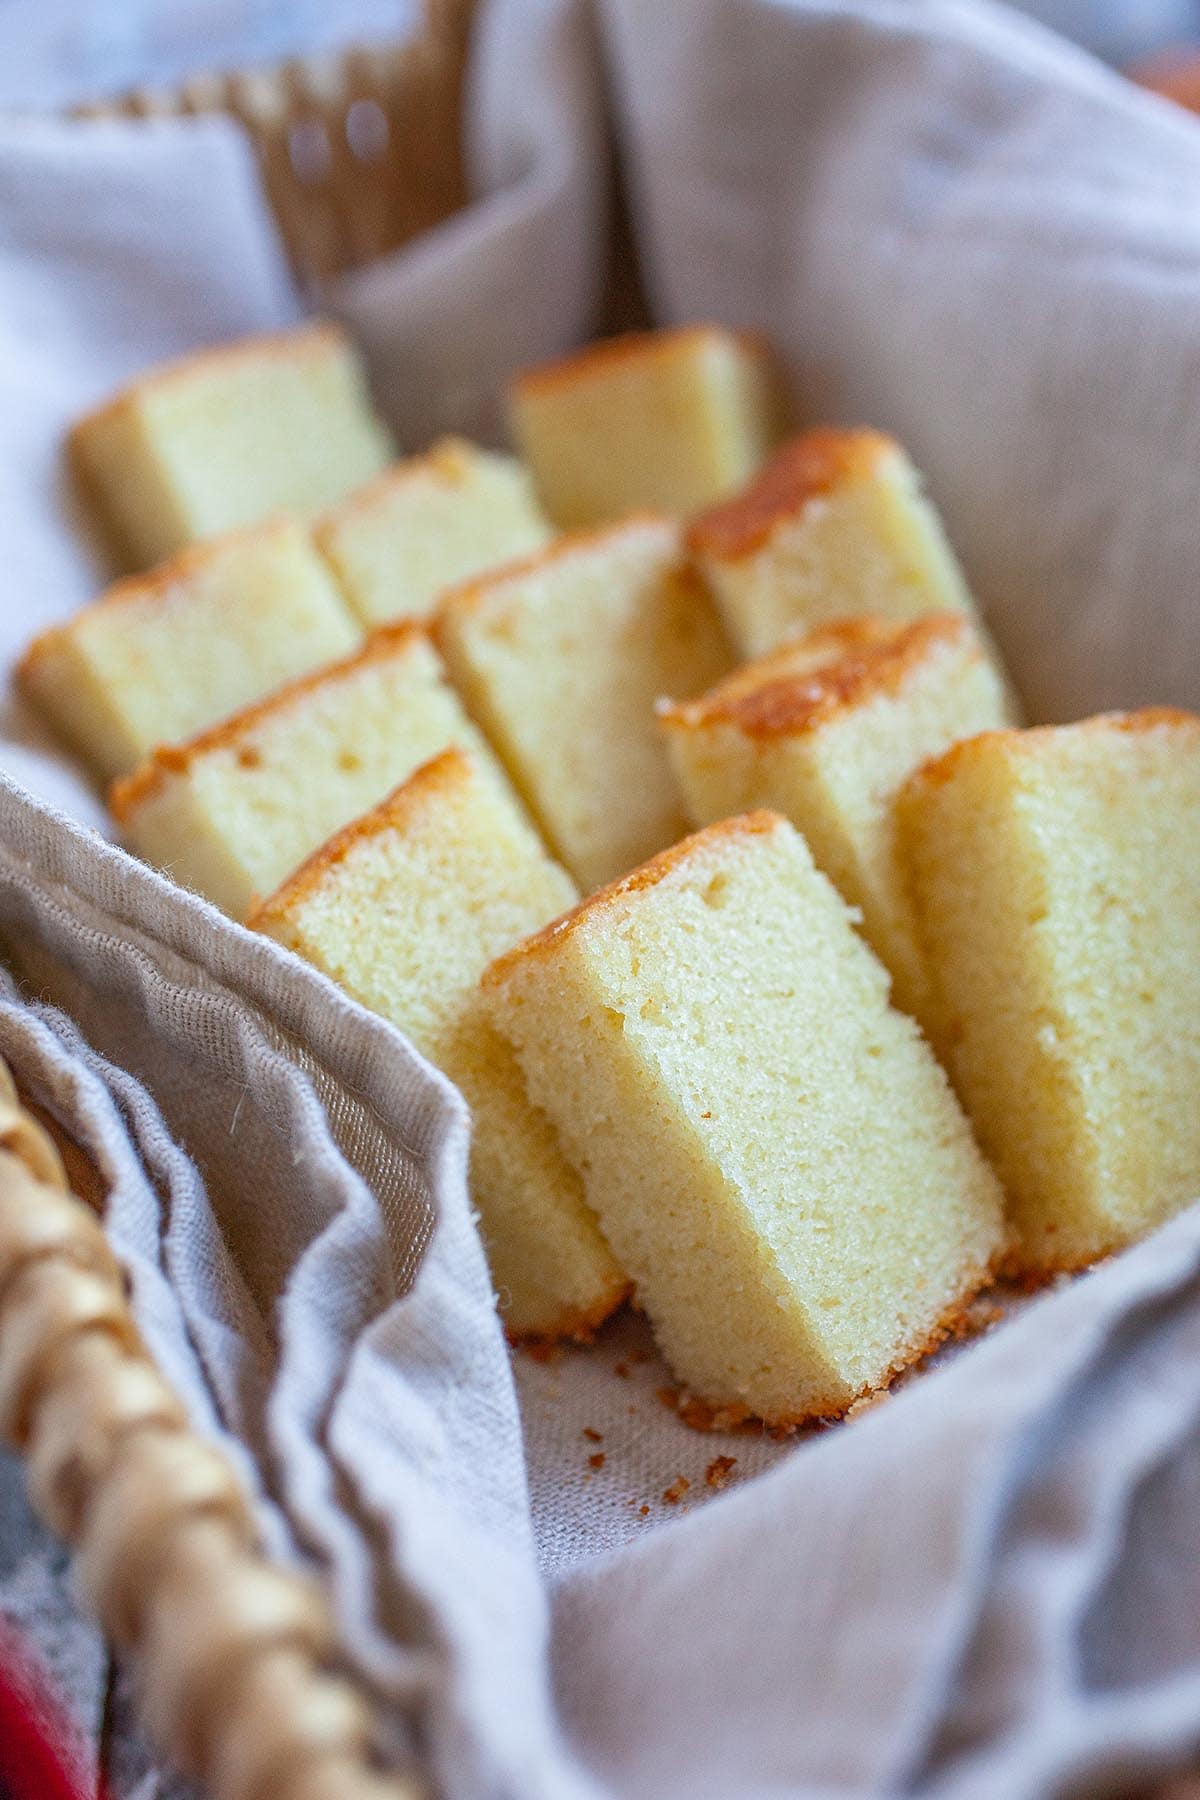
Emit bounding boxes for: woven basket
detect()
[72,0,477,288]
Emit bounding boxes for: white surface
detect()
[3,2,1200,1797]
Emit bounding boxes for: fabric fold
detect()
[4,2,1200,1795]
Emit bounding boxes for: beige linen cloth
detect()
[4,2,1200,1795]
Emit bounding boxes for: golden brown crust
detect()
[247,747,473,933]
[314,437,477,535]
[511,325,770,398]
[659,613,971,741]
[904,706,1200,800]
[686,427,899,561]
[505,1275,633,1348]
[108,620,430,821]
[482,812,787,986]
[655,1257,1002,1434]
[68,321,355,451]
[433,511,677,634]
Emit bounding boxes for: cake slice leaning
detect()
[688,428,984,660]
[659,614,1012,1028]
[18,515,362,783]
[436,515,732,891]
[70,321,394,567]
[484,813,1005,1425]
[111,624,517,919]
[898,710,1200,1273]
[315,438,551,627]
[250,749,627,1341]
[509,325,782,527]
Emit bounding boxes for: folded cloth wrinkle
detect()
[4,1,1200,1795]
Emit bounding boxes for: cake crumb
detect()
[582,1427,603,1443]
[657,1385,753,1433]
[661,1476,690,1505]
[587,1452,606,1471]
[638,1505,650,1517]
[845,1389,890,1421]
[614,1361,630,1378]
[705,1455,737,1490]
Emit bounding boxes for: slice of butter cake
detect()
[70,322,394,567]
[484,813,1005,1424]
[315,438,551,627]
[18,516,362,782]
[687,428,980,660]
[251,749,627,1341]
[436,516,732,891]
[111,625,514,918]
[509,326,782,527]
[899,710,1200,1274]
[659,614,1011,1025]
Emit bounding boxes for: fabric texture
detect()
[3,2,1200,1796]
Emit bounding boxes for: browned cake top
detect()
[246,745,472,932]
[686,427,898,561]
[109,621,429,818]
[660,614,971,741]
[483,811,783,983]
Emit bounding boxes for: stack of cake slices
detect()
[20,318,1200,1427]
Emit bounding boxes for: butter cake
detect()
[70,322,393,566]
[659,614,1011,1024]
[484,813,1005,1424]
[436,516,732,890]
[18,516,361,782]
[899,710,1200,1273]
[251,749,627,1340]
[111,624,513,918]
[315,437,551,627]
[509,326,781,527]
[687,427,980,659]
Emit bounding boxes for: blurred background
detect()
[0,0,1198,109]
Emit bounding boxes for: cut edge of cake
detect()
[68,321,368,453]
[20,512,308,664]
[108,618,432,821]
[248,746,632,1343]
[685,427,902,564]
[434,509,680,618]
[899,705,1200,1275]
[657,612,978,740]
[483,809,1007,1425]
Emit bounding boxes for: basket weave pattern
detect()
[73,0,476,287]
[0,1061,422,1800]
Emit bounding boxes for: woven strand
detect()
[0,1057,423,1800]
[70,0,476,285]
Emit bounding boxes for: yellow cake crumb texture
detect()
[315,437,552,628]
[659,613,1011,1026]
[484,812,1006,1425]
[899,708,1200,1274]
[110,623,519,921]
[509,324,783,528]
[18,514,362,783]
[250,748,627,1341]
[70,320,394,568]
[686,425,981,663]
[436,513,733,891]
